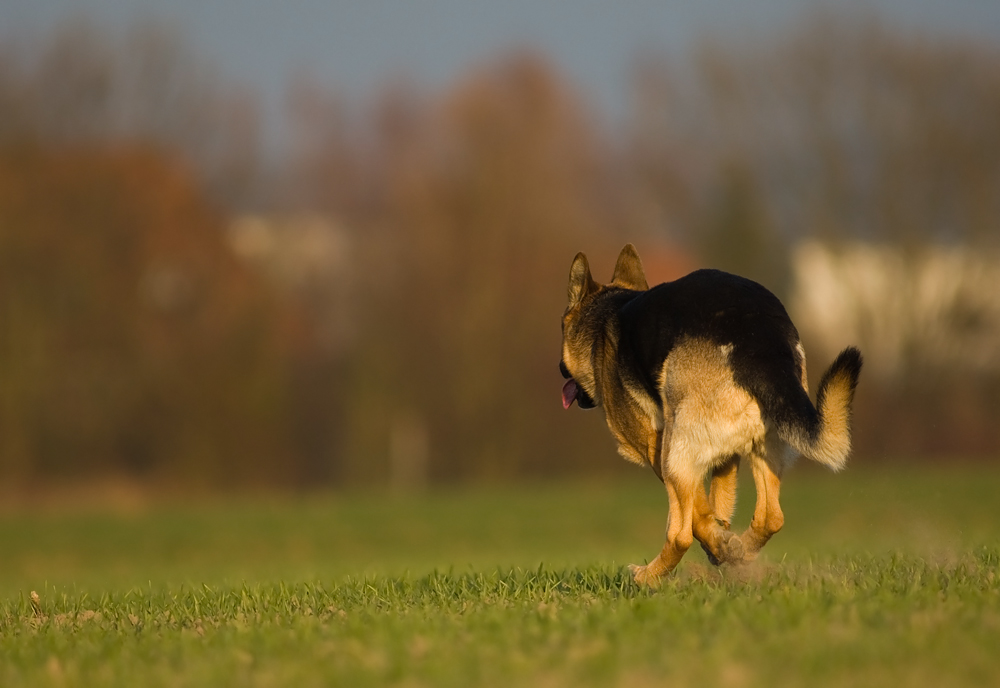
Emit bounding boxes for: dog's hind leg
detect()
[694,486,738,566]
[708,455,740,528]
[630,474,697,586]
[697,456,741,565]
[733,445,785,562]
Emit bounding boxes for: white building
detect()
[790,241,1000,380]
[228,214,354,352]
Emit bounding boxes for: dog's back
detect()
[611,269,861,469]
[617,270,801,396]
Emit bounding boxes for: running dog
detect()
[559,244,862,585]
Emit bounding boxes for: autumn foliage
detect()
[0,145,295,487]
[2,17,999,492]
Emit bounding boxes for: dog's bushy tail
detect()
[778,347,863,471]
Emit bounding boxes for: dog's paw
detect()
[701,530,744,566]
[628,562,664,588]
[701,542,723,567]
[721,533,761,565]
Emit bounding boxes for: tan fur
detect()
[809,369,855,470]
[561,308,600,406]
[781,364,855,471]
[708,458,739,528]
[661,339,767,486]
[601,328,658,466]
[610,244,649,291]
[795,341,809,389]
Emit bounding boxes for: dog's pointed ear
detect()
[611,244,648,291]
[567,252,598,308]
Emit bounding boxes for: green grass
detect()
[2,465,1000,687]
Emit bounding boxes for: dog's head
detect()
[560,243,648,410]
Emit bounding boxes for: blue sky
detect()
[6,0,1000,148]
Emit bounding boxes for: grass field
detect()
[2,464,999,687]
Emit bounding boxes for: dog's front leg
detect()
[630,474,695,586]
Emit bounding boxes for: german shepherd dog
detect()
[560,244,862,586]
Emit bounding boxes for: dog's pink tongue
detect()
[561,379,578,409]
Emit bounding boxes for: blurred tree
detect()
[0,23,305,489]
[0,145,293,487]
[292,54,628,486]
[698,159,789,292]
[0,20,258,207]
[630,14,1000,288]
